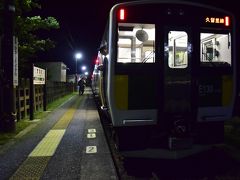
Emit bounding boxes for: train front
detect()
[100,1,236,158]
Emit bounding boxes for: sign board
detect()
[33,66,45,85]
[13,36,18,86]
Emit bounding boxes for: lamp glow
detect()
[75,53,83,60]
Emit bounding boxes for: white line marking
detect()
[87,133,96,138]
[88,129,96,133]
[86,146,97,153]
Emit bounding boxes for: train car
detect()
[92,56,100,96]
[93,0,236,158]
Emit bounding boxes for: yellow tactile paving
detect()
[10,157,51,180]
[53,98,81,129]
[53,108,76,129]
[10,96,82,179]
[29,130,65,157]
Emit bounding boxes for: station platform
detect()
[0,88,118,179]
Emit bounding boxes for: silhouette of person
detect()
[78,77,85,95]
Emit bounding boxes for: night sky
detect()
[35,0,239,75]
[36,0,123,75]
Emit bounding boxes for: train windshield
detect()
[200,32,231,67]
[117,23,155,63]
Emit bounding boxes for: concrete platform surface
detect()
[0,88,118,179]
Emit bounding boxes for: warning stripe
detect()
[10,96,81,179]
[29,130,65,157]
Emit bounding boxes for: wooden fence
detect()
[16,78,74,121]
[46,81,74,104]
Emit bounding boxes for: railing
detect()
[46,81,74,104]
[16,79,30,120]
[16,78,74,121]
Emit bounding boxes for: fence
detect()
[16,78,74,121]
[16,79,30,120]
[46,81,74,104]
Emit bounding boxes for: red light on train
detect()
[95,59,99,64]
[119,9,126,20]
[225,16,230,26]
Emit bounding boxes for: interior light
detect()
[225,16,230,26]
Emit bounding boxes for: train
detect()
[92,0,236,159]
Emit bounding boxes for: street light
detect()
[81,65,86,71]
[74,52,82,91]
[75,52,82,75]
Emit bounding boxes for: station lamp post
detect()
[75,52,82,91]
[81,66,89,79]
[81,65,86,71]
[0,0,16,132]
[75,52,82,74]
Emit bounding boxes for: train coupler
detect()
[168,137,193,150]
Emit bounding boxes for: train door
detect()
[162,28,194,138]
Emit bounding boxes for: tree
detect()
[0,0,60,76]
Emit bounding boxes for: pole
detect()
[43,68,47,111]
[30,64,34,120]
[75,58,78,91]
[0,0,16,132]
[75,58,77,75]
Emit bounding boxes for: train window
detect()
[200,33,231,67]
[168,31,188,68]
[117,23,155,63]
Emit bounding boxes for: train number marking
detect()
[86,146,97,153]
[88,129,96,133]
[87,133,96,138]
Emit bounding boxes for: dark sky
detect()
[36,0,123,74]
[35,0,239,75]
